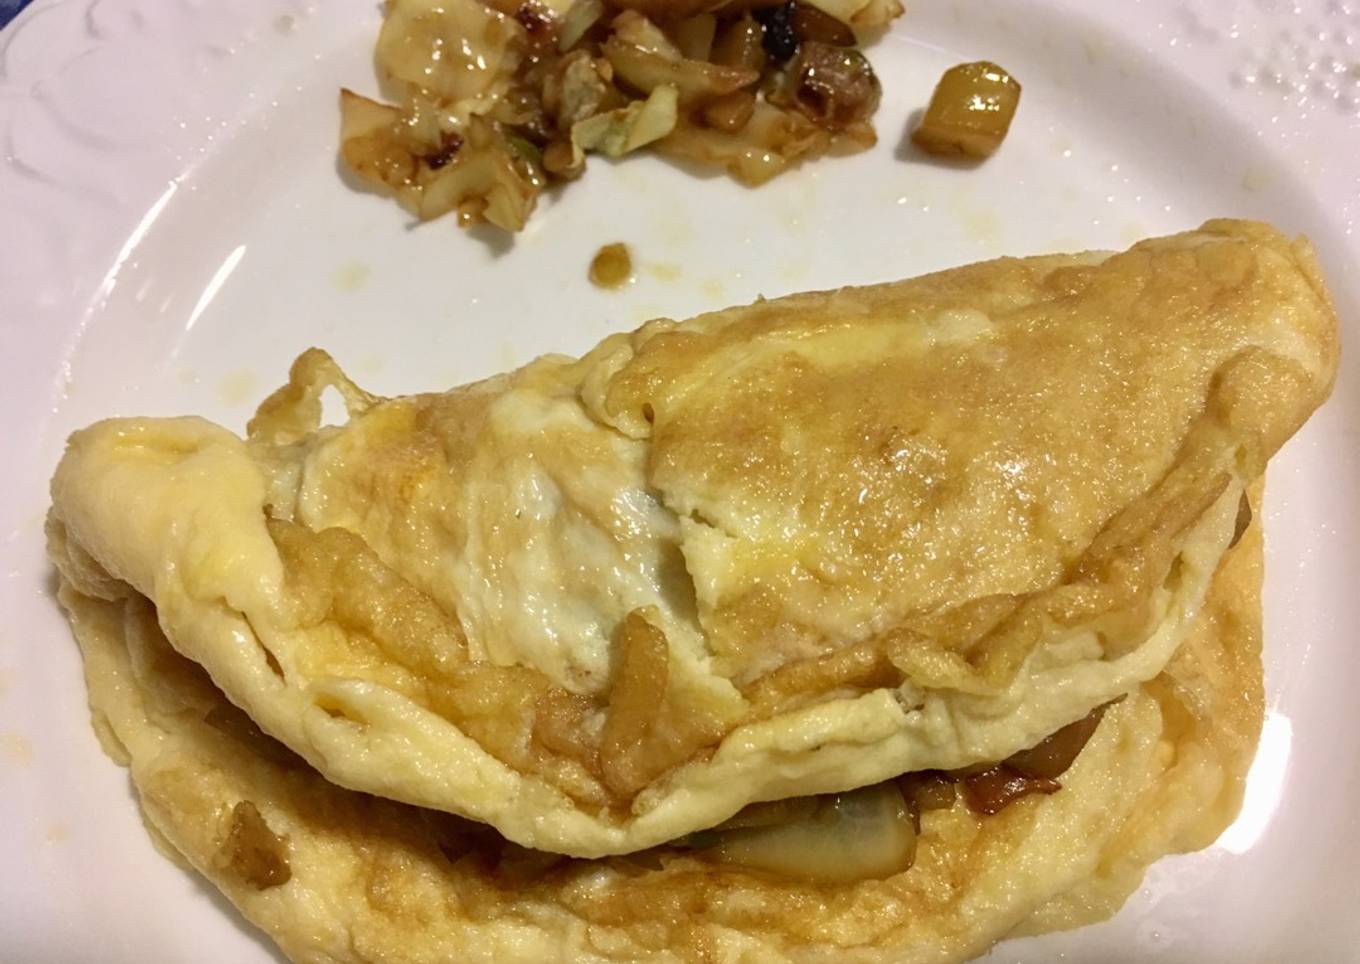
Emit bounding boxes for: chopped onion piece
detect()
[912,61,1021,159]
[609,9,682,57]
[376,0,525,104]
[543,50,613,129]
[556,0,604,50]
[709,783,917,883]
[804,0,902,29]
[655,100,830,185]
[710,13,766,72]
[603,37,758,105]
[419,119,541,231]
[338,88,419,201]
[572,83,679,157]
[673,13,718,61]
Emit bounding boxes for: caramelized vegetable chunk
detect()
[772,42,881,131]
[912,60,1021,158]
[711,13,767,72]
[961,766,1060,816]
[708,783,918,882]
[214,801,291,890]
[1230,492,1253,549]
[702,89,758,131]
[1004,702,1111,780]
[791,2,854,46]
[961,700,1116,813]
[898,769,957,812]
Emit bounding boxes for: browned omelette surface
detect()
[46,221,1334,858]
[52,488,1263,963]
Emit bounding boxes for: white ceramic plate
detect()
[2,1,1357,961]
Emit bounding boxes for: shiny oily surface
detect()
[912,60,1021,158]
[339,0,902,231]
[2,1,1358,962]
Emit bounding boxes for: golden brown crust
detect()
[51,485,1266,963]
[597,220,1333,691]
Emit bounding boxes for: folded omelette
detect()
[48,219,1337,961]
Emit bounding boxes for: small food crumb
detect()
[355,353,386,375]
[590,243,634,290]
[1240,166,1272,193]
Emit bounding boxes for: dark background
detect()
[2,0,33,29]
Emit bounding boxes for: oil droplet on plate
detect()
[961,206,1001,245]
[332,261,371,292]
[1241,165,1273,192]
[1,732,32,766]
[217,370,259,407]
[355,353,385,376]
[589,243,633,289]
[1121,221,1150,245]
[647,262,682,282]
